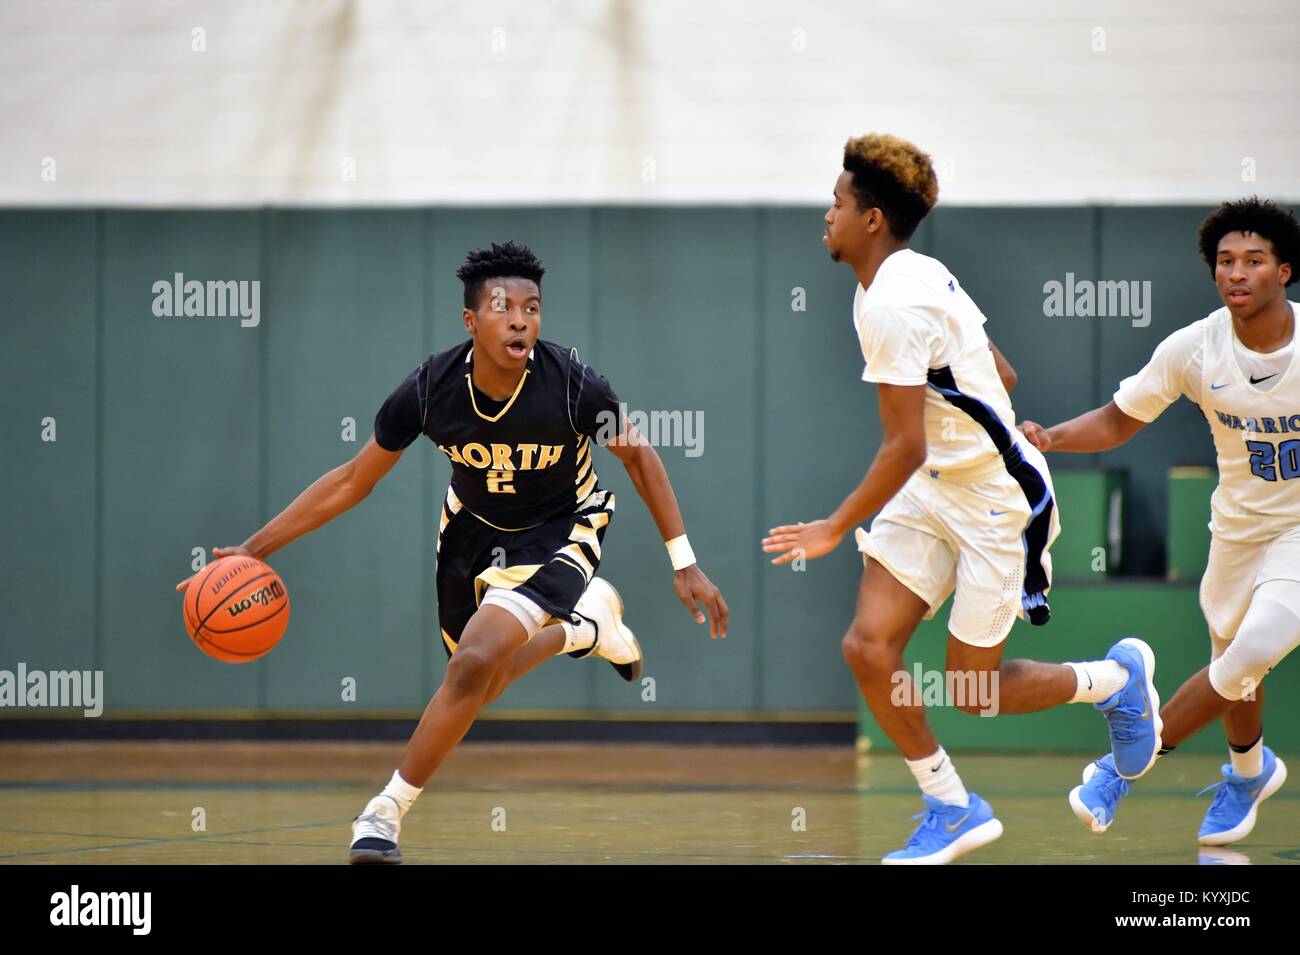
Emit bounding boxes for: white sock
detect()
[380,770,423,818]
[1230,737,1264,778]
[906,747,969,807]
[1066,660,1128,703]
[561,617,596,654]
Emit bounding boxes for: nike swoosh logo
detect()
[1250,374,1278,384]
[1210,382,1230,391]
[1086,672,1093,690]
[945,811,972,832]
[1248,787,1262,799]
[1139,682,1151,720]
[990,509,1008,516]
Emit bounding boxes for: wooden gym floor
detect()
[1,742,1297,864]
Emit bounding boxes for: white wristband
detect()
[666,534,697,571]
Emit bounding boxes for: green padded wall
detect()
[1167,467,1216,582]
[1,206,1261,737]
[1050,470,1124,578]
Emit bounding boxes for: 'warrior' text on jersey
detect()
[1114,302,1300,544]
[373,340,622,529]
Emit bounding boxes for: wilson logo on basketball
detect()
[209,560,257,598]
[184,555,291,663]
[225,581,287,619]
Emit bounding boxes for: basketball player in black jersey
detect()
[177,242,728,863]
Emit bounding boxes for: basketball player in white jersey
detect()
[762,133,1161,864]
[1020,198,1300,846]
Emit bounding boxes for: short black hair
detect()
[456,241,546,308]
[842,134,939,241]
[1197,197,1300,287]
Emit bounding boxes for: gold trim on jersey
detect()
[439,487,463,532]
[573,435,598,501]
[464,507,543,533]
[474,564,543,604]
[553,554,589,579]
[436,486,467,556]
[441,628,458,654]
[465,368,531,423]
[568,521,601,559]
[558,543,595,580]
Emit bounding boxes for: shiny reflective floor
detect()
[1,742,1296,864]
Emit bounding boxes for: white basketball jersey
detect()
[1114,302,1300,544]
[854,248,1025,477]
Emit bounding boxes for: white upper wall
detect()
[1,0,1296,205]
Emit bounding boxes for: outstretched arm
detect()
[763,381,927,564]
[1018,400,1146,454]
[604,425,729,638]
[175,436,404,589]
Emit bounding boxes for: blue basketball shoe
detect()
[1096,637,1162,779]
[882,793,1003,865]
[1068,753,1129,833]
[1197,747,1287,846]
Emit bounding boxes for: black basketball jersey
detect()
[374,339,623,529]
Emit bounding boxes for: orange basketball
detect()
[183,555,290,663]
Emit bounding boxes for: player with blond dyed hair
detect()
[763,134,1160,864]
